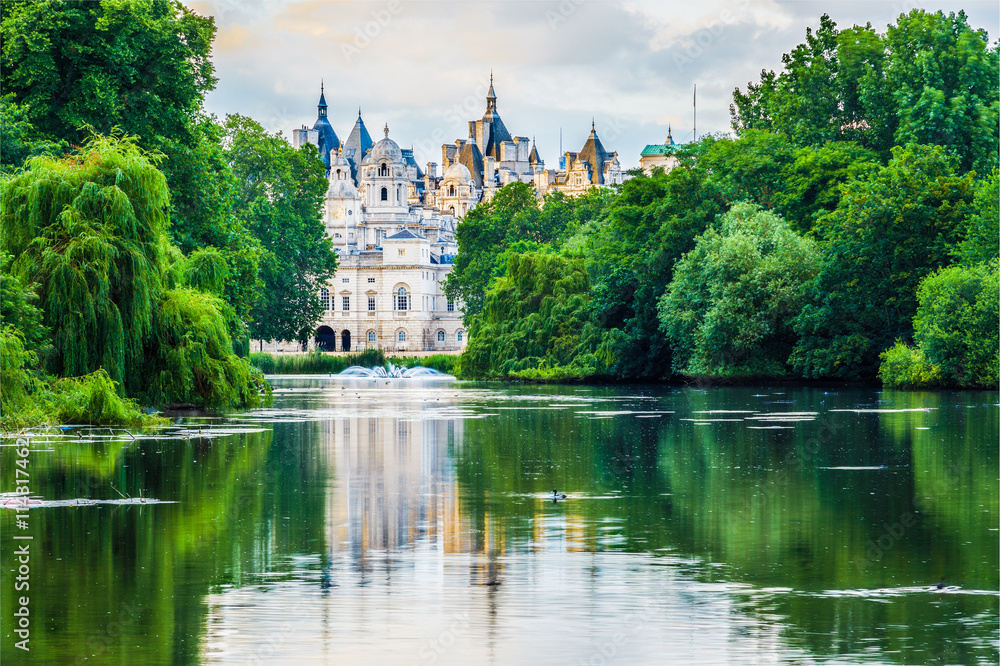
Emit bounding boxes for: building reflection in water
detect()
[324,413,472,559]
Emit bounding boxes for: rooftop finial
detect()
[321,79,324,93]
[591,118,596,132]
[383,123,389,138]
[358,106,362,118]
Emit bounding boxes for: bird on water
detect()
[552,489,567,500]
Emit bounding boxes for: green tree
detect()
[1,0,215,147]
[222,115,336,345]
[886,10,1000,174]
[445,182,584,322]
[791,144,974,379]
[0,95,64,175]
[658,203,821,378]
[0,253,49,357]
[775,141,880,233]
[731,10,999,170]
[1,136,266,409]
[462,252,594,380]
[445,182,541,321]
[911,261,998,387]
[953,170,999,265]
[696,131,796,210]
[0,0,262,324]
[581,148,726,379]
[731,15,893,152]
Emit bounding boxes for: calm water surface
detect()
[1,380,997,665]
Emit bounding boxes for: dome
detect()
[327,179,360,200]
[329,150,351,168]
[369,124,402,164]
[443,161,473,184]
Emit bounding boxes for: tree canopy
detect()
[454,11,997,388]
[732,11,999,173]
[1,136,268,412]
[222,114,338,344]
[659,203,821,378]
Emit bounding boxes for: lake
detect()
[2,379,997,665]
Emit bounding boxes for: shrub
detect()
[878,342,942,388]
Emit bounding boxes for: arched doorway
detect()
[315,326,336,351]
[341,330,351,352]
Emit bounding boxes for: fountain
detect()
[338,361,453,379]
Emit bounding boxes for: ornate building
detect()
[640,127,679,175]
[314,125,465,353]
[266,79,624,353]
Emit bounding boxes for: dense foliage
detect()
[880,261,999,389]
[0,138,269,427]
[462,252,596,381]
[0,1,338,425]
[450,10,998,388]
[731,11,999,173]
[658,203,820,379]
[222,115,337,344]
[249,349,459,376]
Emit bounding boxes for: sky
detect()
[184,0,999,170]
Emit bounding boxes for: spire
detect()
[383,123,389,138]
[666,125,674,145]
[358,106,362,119]
[486,72,497,113]
[591,118,596,133]
[317,81,328,117]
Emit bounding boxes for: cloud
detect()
[189,0,999,168]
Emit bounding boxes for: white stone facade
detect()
[314,125,465,353]
[260,79,628,354]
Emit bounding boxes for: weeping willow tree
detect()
[1,135,268,412]
[462,251,597,380]
[3,135,166,392]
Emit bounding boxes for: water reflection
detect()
[2,382,996,665]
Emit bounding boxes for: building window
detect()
[321,288,330,310]
[398,330,407,342]
[447,298,455,312]
[381,187,388,201]
[342,278,350,283]
[398,249,405,257]
[396,287,409,311]
[449,184,455,196]
[368,296,376,311]
[367,277,375,283]
[457,330,464,342]
[367,330,376,342]
[379,163,388,176]
[342,296,350,311]
[437,330,445,342]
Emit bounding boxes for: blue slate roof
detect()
[386,229,423,240]
[313,87,340,171]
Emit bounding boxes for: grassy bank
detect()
[249,349,460,376]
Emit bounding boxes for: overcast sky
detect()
[184,0,999,169]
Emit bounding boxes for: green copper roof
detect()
[640,144,677,156]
